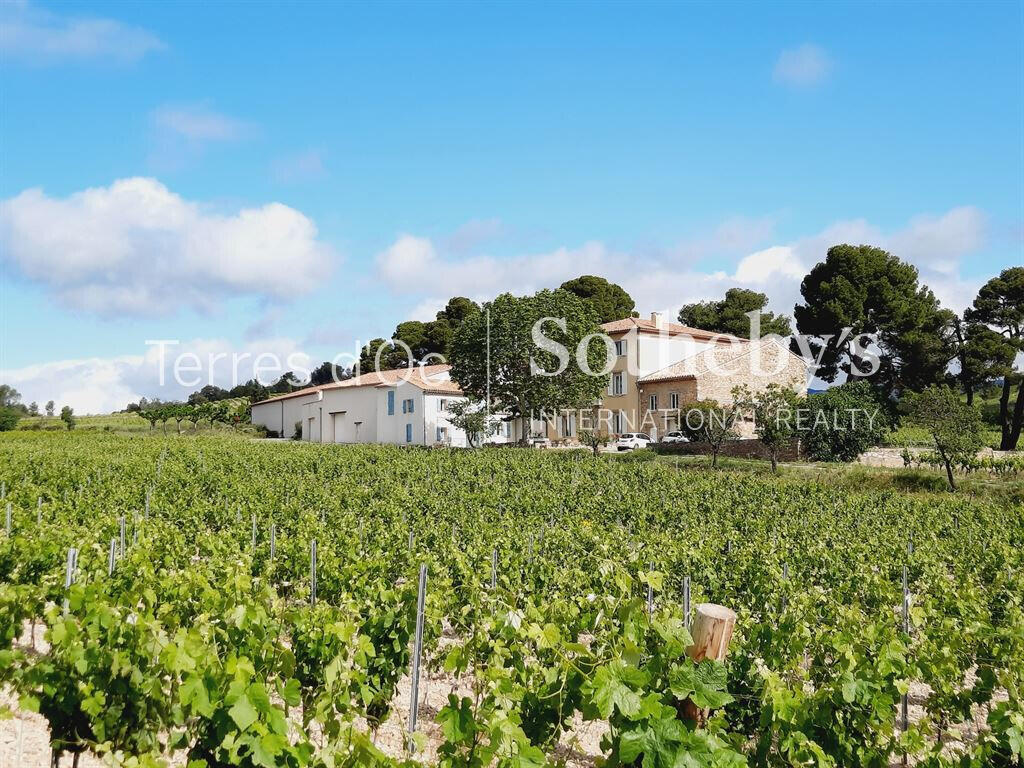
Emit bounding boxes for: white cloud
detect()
[773,44,832,87]
[151,104,247,142]
[271,149,327,184]
[0,336,315,414]
[0,177,334,316]
[0,1,165,64]
[375,206,989,326]
[445,218,504,253]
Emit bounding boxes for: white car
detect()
[616,433,653,451]
[661,431,689,444]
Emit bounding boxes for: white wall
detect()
[320,385,379,443]
[251,391,320,438]
[635,334,715,377]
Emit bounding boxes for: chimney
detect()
[650,311,666,329]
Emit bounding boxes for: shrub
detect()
[803,381,891,462]
[293,421,303,440]
[615,448,656,463]
[0,406,20,432]
[907,385,983,491]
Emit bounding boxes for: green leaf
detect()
[228,695,259,732]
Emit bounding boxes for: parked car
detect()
[616,433,653,451]
[661,431,689,444]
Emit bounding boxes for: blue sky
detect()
[1,0,1022,412]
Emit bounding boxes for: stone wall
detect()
[652,438,804,462]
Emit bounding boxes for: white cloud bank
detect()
[378,205,988,323]
[773,44,832,87]
[0,1,165,64]
[0,336,316,415]
[0,177,334,315]
[151,104,248,142]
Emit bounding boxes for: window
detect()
[408,399,414,414]
[670,392,680,409]
[613,410,623,433]
[439,399,447,411]
[402,398,414,414]
[387,390,395,415]
[405,423,413,443]
[436,426,447,442]
[611,372,625,396]
[614,339,626,357]
[649,394,658,411]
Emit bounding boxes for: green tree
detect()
[802,381,891,462]
[436,296,481,328]
[451,289,610,444]
[578,427,610,456]
[27,401,39,416]
[950,318,1016,406]
[965,267,1024,449]
[358,338,403,374]
[309,361,351,386]
[45,400,55,417]
[445,399,498,447]
[59,406,75,430]
[0,406,19,432]
[560,275,636,323]
[187,384,230,405]
[794,245,953,394]
[908,385,984,491]
[0,385,23,412]
[678,288,792,338]
[678,400,741,468]
[734,384,803,472]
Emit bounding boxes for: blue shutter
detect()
[406,423,412,443]
[409,399,414,414]
[387,391,394,415]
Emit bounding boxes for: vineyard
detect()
[0,431,1022,768]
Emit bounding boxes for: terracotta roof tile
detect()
[252,364,460,405]
[600,316,741,341]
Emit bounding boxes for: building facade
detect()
[251,365,475,446]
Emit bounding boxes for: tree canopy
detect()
[793,244,952,394]
[908,385,984,491]
[450,289,609,443]
[678,288,792,338]
[965,266,1024,449]
[559,275,636,324]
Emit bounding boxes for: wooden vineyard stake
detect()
[683,575,691,631]
[682,603,737,725]
[310,540,318,605]
[407,563,428,752]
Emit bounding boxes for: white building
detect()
[251,364,480,446]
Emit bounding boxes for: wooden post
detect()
[682,603,737,724]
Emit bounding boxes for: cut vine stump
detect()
[682,602,737,725]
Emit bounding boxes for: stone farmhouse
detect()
[250,311,809,446]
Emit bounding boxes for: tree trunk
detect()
[711,448,719,468]
[681,603,737,724]
[938,447,957,491]
[1007,378,1024,450]
[770,450,778,473]
[999,377,1012,449]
